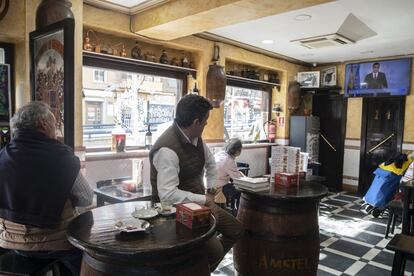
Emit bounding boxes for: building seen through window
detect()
[93,69,106,83]
[224,86,269,141]
[83,66,181,148]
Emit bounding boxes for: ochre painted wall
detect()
[83,4,306,142]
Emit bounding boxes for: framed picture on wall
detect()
[30,18,75,148]
[321,66,337,87]
[297,71,320,88]
[0,63,11,123]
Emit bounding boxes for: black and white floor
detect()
[213,192,413,276]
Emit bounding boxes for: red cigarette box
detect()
[275,173,299,187]
[176,202,211,229]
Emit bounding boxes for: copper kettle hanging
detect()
[206,44,226,108]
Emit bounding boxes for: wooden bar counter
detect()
[234,181,328,276]
[67,201,216,276]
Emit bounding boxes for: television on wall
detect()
[344,58,411,97]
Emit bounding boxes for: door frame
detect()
[312,93,348,191]
[358,96,405,194]
[0,42,15,118]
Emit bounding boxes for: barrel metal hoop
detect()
[245,228,320,242]
[84,250,205,275]
[240,194,319,214]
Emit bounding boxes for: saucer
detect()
[115,218,150,233]
[156,207,176,216]
[131,208,158,219]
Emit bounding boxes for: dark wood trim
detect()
[29,18,75,149]
[226,75,280,90]
[0,42,15,117]
[345,137,361,141]
[301,86,341,95]
[342,184,358,193]
[403,141,414,145]
[343,175,359,181]
[83,51,196,78]
[312,93,348,191]
[358,96,406,194]
[344,145,360,150]
[83,51,190,97]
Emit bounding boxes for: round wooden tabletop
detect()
[239,181,328,203]
[67,201,216,258]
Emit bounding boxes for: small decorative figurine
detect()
[181,54,189,68]
[159,49,169,64]
[120,44,127,57]
[83,34,93,51]
[144,52,156,62]
[170,57,180,66]
[131,41,142,59]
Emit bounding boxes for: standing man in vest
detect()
[150,94,243,272]
[0,102,93,276]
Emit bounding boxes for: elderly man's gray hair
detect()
[10,101,53,131]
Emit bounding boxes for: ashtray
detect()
[131,208,158,219]
[115,218,150,233]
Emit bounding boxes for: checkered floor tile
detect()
[213,192,413,276]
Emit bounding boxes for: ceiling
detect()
[87,0,414,64]
[98,0,148,7]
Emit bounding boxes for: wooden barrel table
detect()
[234,182,328,276]
[67,201,216,276]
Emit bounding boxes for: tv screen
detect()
[344,58,411,97]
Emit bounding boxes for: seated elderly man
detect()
[0,101,93,276]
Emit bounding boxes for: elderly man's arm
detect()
[70,172,93,207]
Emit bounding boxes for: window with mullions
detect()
[224,86,269,141]
[83,66,182,148]
[93,69,106,83]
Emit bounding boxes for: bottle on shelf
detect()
[145,123,152,150]
[192,83,199,95]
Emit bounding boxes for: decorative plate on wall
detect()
[0,0,9,21]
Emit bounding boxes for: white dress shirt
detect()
[153,126,217,205]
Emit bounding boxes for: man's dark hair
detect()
[175,94,213,127]
[373,62,380,67]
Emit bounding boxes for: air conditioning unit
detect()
[291,14,377,49]
[292,33,355,49]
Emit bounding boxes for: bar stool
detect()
[387,234,414,276]
[385,200,403,238]
[0,250,60,276]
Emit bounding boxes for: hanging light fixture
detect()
[206,43,226,108]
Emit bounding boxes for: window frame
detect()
[93,69,107,83]
[83,52,191,150]
[225,79,272,141]
[0,42,15,120]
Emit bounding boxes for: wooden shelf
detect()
[226,74,280,90]
[301,86,342,95]
[83,51,197,77]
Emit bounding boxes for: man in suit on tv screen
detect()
[364,62,388,89]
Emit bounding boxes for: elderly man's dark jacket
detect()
[0,129,80,228]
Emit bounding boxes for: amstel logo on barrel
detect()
[258,256,311,270]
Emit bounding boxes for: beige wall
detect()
[83,4,306,142]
